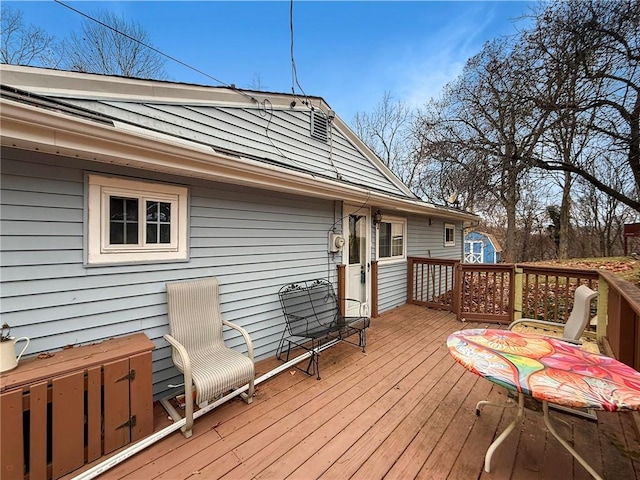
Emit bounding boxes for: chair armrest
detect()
[508,319,583,345]
[508,318,563,331]
[163,333,192,373]
[163,333,194,434]
[340,297,370,318]
[222,319,255,362]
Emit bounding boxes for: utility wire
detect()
[289,0,310,108]
[55,0,341,179]
[54,0,256,103]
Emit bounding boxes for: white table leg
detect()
[479,392,525,473]
[542,401,603,480]
[476,397,517,416]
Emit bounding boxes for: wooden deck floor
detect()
[71,305,639,480]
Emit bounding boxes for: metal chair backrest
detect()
[279,279,338,337]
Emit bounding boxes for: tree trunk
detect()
[503,175,519,263]
[558,171,572,259]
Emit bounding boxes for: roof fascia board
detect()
[2,66,414,198]
[1,96,476,223]
[0,65,314,109]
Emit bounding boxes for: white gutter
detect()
[0,97,477,223]
[71,339,341,480]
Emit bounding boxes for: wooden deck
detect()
[70,305,639,480]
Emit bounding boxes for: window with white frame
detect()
[444,223,456,247]
[87,174,188,264]
[377,216,406,262]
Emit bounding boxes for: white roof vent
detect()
[310,109,328,142]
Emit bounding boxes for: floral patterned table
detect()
[447,328,640,479]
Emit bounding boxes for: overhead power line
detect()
[53,0,255,102]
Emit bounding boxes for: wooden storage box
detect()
[0,333,155,480]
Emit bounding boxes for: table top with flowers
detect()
[447,328,640,411]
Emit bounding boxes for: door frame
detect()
[341,204,371,316]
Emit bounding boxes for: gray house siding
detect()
[376,214,464,314]
[51,98,406,197]
[1,147,342,398]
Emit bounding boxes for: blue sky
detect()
[6,1,534,121]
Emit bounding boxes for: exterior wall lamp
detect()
[373,209,383,225]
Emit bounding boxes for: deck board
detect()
[65,305,640,480]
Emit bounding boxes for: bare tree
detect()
[64,9,167,79]
[527,0,640,212]
[573,157,634,256]
[352,92,419,188]
[1,5,61,67]
[416,39,552,262]
[411,105,494,212]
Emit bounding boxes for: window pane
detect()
[146,202,158,221]
[160,202,171,222]
[125,199,138,222]
[147,224,158,243]
[391,223,403,256]
[349,214,365,265]
[160,224,171,243]
[109,197,138,244]
[392,238,403,256]
[110,197,124,220]
[379,223,391,258]
[127,223,139,244]
[110,222,124,244]
[146,201,172,244]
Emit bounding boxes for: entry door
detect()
[343,206,370,317]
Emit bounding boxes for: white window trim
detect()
[376,215,407,264]
[444,223,456,247]
[87,174,188,265]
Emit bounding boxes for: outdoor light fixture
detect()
[373,209,383,225]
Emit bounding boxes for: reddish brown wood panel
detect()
[86,366,102,462]
[371,260,379,318]
[337,264,346,316]
[129,352,153,442]
[0,333,154,394]
[0,389,24,480]
[103,358,131,454]
[29,382,48,480]
[52,371,84,479]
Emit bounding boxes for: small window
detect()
[87,175,188,264]
[445,223,456,247]
[377,217,406,262]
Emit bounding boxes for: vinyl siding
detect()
[376,214,464,313]
[1,148,342,398]
[53,98,406,197]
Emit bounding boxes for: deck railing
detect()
[518,266,599,323]
[598,270,640,370]
[406,258,459,312]
[406,257,640,370]
[460,263,514,323]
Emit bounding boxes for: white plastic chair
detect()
[508,284,598,343]
[162,277,255,438]
[509,284,599,420]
